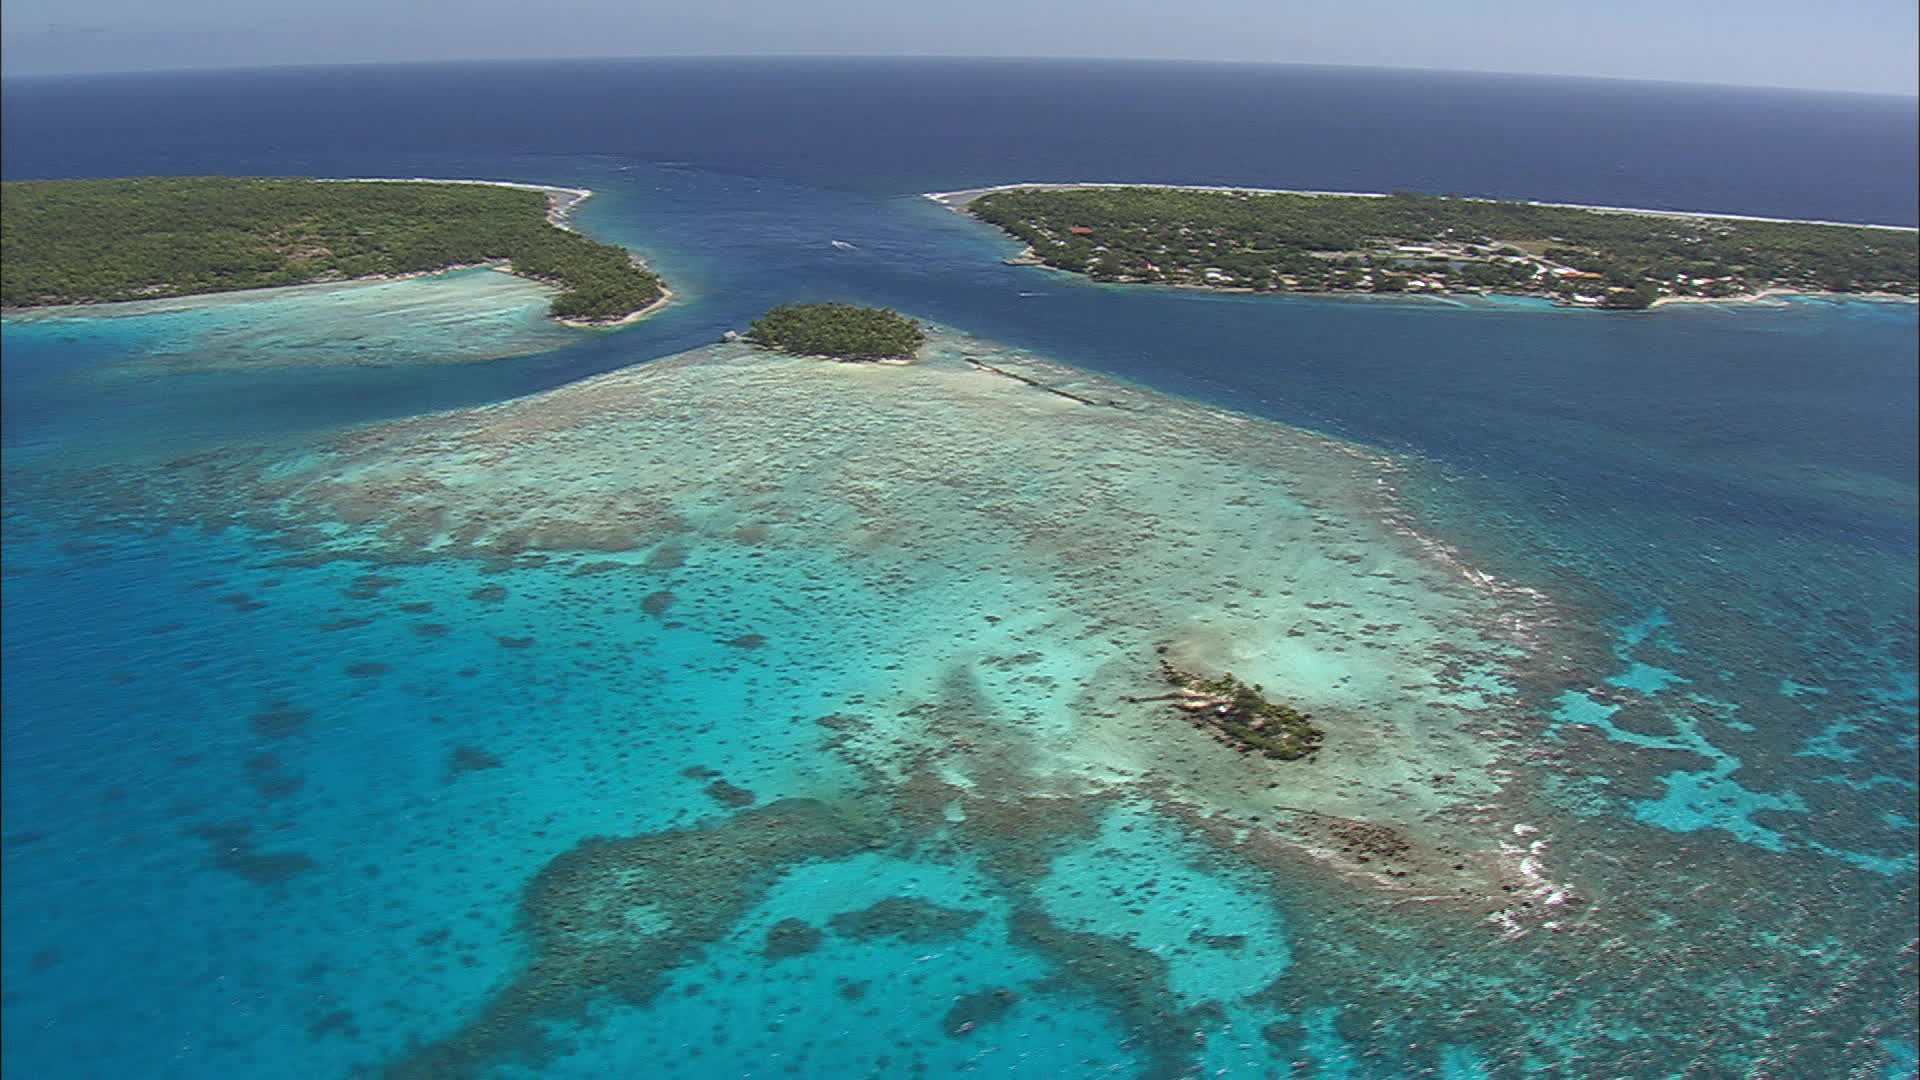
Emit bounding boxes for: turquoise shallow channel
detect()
[3,156,1916,1078]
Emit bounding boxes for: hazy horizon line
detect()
[4,53,1916,101]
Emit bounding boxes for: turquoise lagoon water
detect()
[5,158,1918,1080]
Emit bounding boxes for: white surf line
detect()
[923,182,1919,232]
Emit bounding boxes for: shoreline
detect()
[922,182,1920,233]
[323,176,597,234]
[554,284,676,328]
[4,177,670,326]
[2,266,679,327]
[999,252,1916,311]
[317,178,674,324]
[931,182,1918,310]
[1,262,516,321]
[1647,286,1916,308]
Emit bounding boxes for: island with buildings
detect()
[0,176,667,325]
[937,184,1919,308]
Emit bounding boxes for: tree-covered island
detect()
[0,177,666,324]
[965,186,1919,308]
[743,303,927,360]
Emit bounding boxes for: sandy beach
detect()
[555,284,676,328]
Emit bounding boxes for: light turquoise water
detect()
[4,266,582,374]
[4,163,1915,1079]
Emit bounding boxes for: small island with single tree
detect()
[945,185,1918,309]
[743,302,927,361]
[0,176,666,325]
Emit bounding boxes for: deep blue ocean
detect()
[3,58,1916,1079]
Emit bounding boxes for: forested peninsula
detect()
[957,186,1919,309]
[0,177,666,324]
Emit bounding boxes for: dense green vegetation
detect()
[969,187,1918,307]
[0,176,664,322]
[744,302,926,360]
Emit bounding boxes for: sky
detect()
[2,0,1916,95]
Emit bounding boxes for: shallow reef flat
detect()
[10,325,1910,1077]
[1,266,584,375]
[81,326,1586,900]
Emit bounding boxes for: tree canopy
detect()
[969,187,1917,304]
[1,176,664,322]
[744,303,926,361]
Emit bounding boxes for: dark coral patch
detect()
[1006,905,1205,1078]
[762,918,823,960]
[187,823,315,887]
[704,780,756,807]
[310,1009,358,1038]
[245,752,305,801]
[345,661,390,678]
[447,744,504,778]
[343,575,401,600]
[641,590,675,616]
[249,701,311,738]
[828,897,984,943]
[380,798,878,1080]
[941,986,1017,1037]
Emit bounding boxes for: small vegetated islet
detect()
[1151,659,1325,760]
[743,302,926,361]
